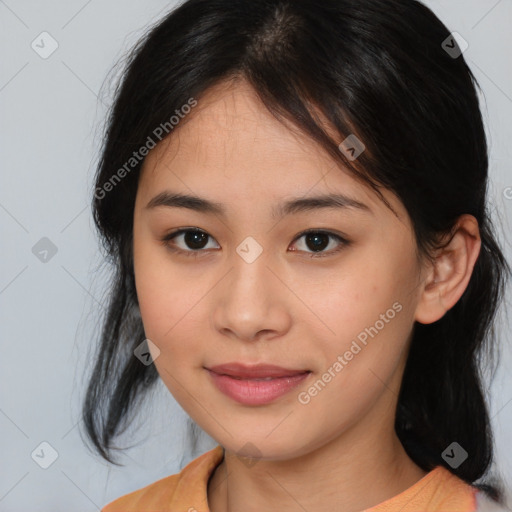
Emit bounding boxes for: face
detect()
[132,79,426,460]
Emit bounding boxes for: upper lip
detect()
[206,363,310,379]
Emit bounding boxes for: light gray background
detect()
[1,1,511,510]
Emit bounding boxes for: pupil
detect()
[307,233,328,252]
[185,231,207,249]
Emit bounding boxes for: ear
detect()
[414,214,481,325]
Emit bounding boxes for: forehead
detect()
[144,80,338,175]
[137,79,401,220]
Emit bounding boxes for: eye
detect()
[290,229,350,258]
[161,228,220,258]
[160,228,351,259]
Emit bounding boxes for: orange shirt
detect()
[101,445,494,512]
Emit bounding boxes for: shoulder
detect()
[368,465,493,511]
[424,468,512,512]
[101,473,180,512]
[101,445,225,512]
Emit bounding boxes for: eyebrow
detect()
[145,191,373,218]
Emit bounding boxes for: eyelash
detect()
[160,228,351,259]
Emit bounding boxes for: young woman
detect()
[82,0,511,510]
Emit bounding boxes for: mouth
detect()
[205,363,312,405]
[205,362,311,379]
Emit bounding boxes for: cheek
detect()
[303,246,417,389]
[135,263,203,403]
[304,248,415,340]
[133,237,212,376]
[295,270,413,434]
[133,232,186,342]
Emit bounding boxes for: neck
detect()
[207,412,427,512]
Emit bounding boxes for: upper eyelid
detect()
[165,228,220,244]
[164,227,346,240]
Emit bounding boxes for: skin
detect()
[132,78,481,512]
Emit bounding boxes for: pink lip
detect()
[205,363,311,405]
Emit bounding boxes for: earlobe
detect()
[414,215,481,325]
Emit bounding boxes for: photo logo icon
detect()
[31,441,59,469]
[442,441,468,469]
[134,338,160,365]
[32,237,58,263]
[441,32,468,59]
[338,134,365,161]
[235,442,263,469]
[31,31,59,59]
[236,236,263,264]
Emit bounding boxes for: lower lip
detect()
[206,369,311,405]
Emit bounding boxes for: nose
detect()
[211,246,292,343]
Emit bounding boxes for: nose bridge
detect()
[212,235,291,340]
[229,236,274,309]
